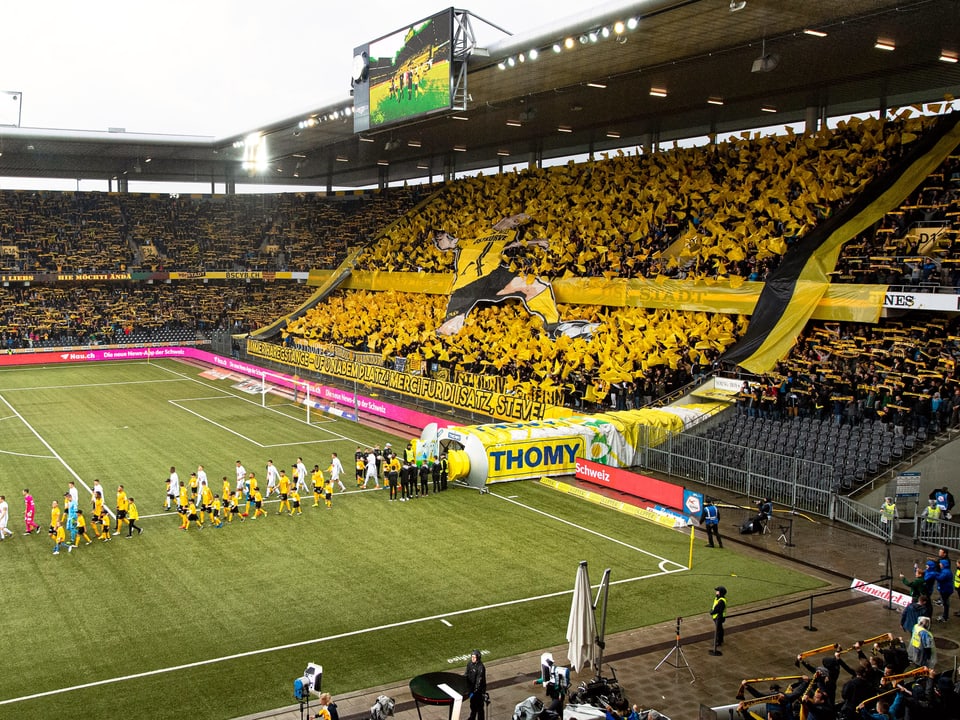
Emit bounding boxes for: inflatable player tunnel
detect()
[419,403,724,489]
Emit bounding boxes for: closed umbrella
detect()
[566,560,598,673]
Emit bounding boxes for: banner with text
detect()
[575,457,684,510]
[247,339,557,421]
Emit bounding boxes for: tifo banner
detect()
[247,338,560,421]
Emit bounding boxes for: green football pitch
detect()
[0,359,825,720]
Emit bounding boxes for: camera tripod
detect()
[296,691,311,720]
[654,616,695,682]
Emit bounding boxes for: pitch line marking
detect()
[151,361,378,448]
[167,399,342,450]
[167,400,263,446]
[0,378,185,392]
[0,565,681,707]
[0,448,58,460]
[488,489,689,572]
[0,394,105,514]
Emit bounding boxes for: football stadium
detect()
[1,2,960,719]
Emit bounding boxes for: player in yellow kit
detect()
[355,452,365,488]
[97,509,112,541]
[52,521,66,555]
[227,491,242,523]
[244,473,259,517]
[221,476,231,503]
[188,472,199,503]
[114,485,130,536]
[48,500,61,537]
[184,500,203,530]
[211,494,223,528]
[312,465,324,507]
[199,483,214,525]
[323,476,334,509]
[277,470,291,515]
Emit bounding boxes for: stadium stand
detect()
[0,188,421,273]
[2,109,960,495]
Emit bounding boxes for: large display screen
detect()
[353,8,453,133]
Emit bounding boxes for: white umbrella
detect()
[566,560,598,673]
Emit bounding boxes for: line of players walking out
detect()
[164,455,350,530]
[0,441,446,557]
[49,480,144,554]
[356,441,449,502]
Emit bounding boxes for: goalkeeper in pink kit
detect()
[22,489,40,534]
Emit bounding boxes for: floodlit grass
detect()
[0,360,826,720]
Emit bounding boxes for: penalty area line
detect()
[0,565,679,707]
[488,490,688,572]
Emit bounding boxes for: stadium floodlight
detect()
[240,132,269,174]
[564,37,575,49]
[498,61,506,70]
[613,21,625,35]
[528,48,539,60]
[626,17,638,30]
[552,43,562,53]
[507,56,516,67]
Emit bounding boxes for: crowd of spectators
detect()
[0,187,421,274]
[830,153,960,288]
[283,288,742,409]
[1,107,959,421]
[354,112,937,283]
[733,314,960,433]
[0,282,313,349]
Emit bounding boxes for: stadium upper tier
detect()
[0,187,422,274]
[0,110,955,286]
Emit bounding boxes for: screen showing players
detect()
[353,9,453,133]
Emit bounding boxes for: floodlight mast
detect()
[451,10,478,112]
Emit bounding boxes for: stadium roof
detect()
[0,0,958,190]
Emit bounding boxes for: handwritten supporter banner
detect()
[247,339,554,422]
